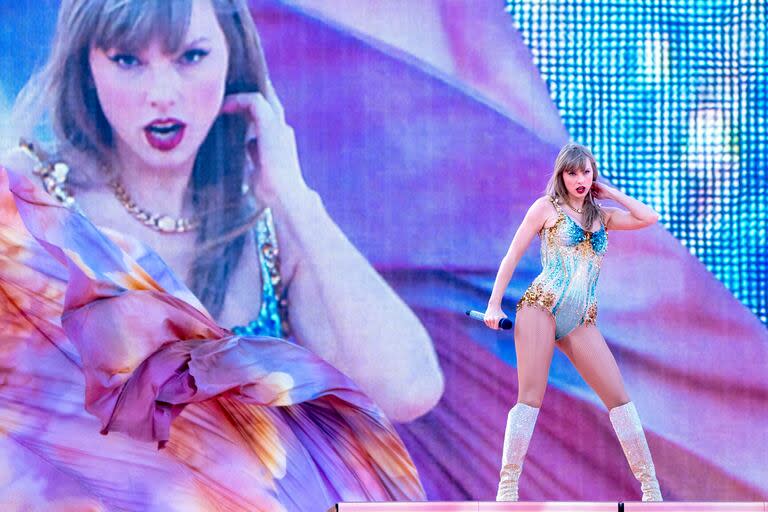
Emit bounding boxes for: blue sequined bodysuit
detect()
[516,196,608,340]
[231,208,289,339]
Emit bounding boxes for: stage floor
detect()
[335,503,767,512]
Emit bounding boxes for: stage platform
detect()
[335,503,767,512]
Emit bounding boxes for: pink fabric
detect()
[0,166,424,510]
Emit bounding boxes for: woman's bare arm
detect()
[595,183,660,230]
[275,190,443,423]
[224,89,443,423]
[484,196,553,329]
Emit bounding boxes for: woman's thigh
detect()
[557,325,630,409]
[513,306,557,408]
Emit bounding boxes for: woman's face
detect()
[561,157,594,201]
[89,0,229,174]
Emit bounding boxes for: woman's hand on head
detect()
[483,304,508,331]
[591,181,618,200]
[220,82,309,206]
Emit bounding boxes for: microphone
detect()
[465,310,513,330]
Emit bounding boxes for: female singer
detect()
[483,143,663,502]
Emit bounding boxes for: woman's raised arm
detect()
[594,183,660,230]
[222,88,443,423]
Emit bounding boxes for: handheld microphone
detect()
[465,310,513,330]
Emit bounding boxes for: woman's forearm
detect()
[610,188,660,223]
[268,187,443,422]
[488,253,519,308]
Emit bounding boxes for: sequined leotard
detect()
[231,207,290,339]
[517,196,608,340]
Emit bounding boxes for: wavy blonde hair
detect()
[11,0,270,318]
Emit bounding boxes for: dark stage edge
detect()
[333,502,767,512]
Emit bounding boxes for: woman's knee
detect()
[603,392,631,410]
[517,389,545,408]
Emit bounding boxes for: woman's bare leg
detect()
[556,324,629,409]
[514,306,557,407]
[557,325,662,501]
[496,306,556,501]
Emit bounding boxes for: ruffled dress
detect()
[0,160,424,511]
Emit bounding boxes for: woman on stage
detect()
[0,0,442,509]
[483,143,663,502]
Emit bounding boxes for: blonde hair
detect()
[11,0,271,318]
[546,142,604,230]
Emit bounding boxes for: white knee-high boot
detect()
[609,401,663,501]
[496,403,540,501]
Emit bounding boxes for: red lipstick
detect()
[144,118,186,151]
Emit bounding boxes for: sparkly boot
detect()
[609,401,663,501]
[496,403,540,501]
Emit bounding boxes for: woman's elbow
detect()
[644,212,661,226]
[380,328,445,422]
[382,365,445,423]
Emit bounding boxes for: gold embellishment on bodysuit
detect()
[575,237,594,258]
[541,213,565,241]
[516,282,556,313]
[540,197,565,238]
[583,303,598,326]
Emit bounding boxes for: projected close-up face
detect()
[88,0,229,173]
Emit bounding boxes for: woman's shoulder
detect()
[532,194,557,205]
[529,195,559,215]
[521,196,559,232]
[0,142,44,178]
[1,141,80,207]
